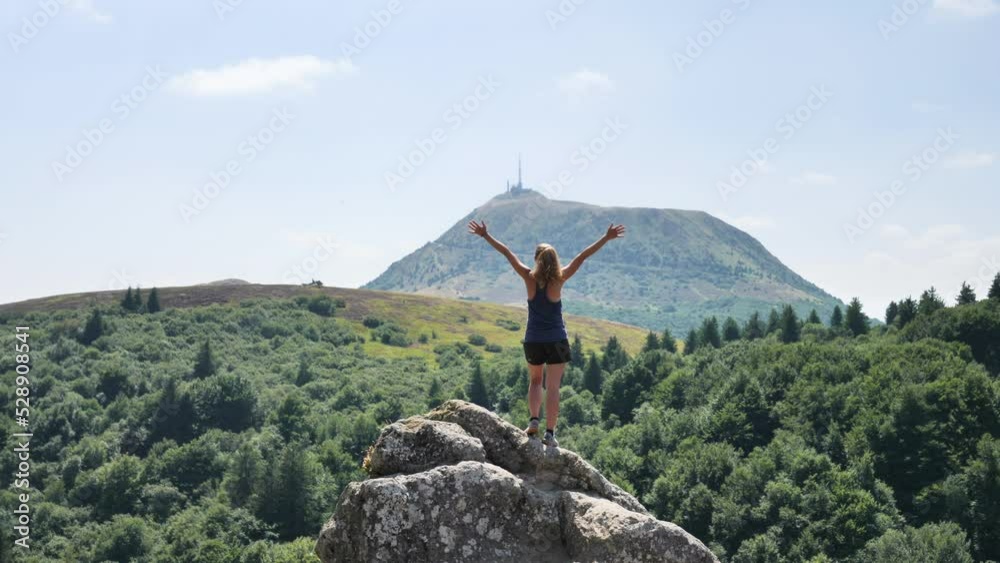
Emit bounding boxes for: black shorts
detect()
[522,339,572,365]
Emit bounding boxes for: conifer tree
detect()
[957,282,977,305]
[766,308,781,334]
[570,335,585,365]
[830,306,844,328]
[684,329,699,355]
[807,309,822,325]
[845,297,869,336]
[427,377,445,409]
[896,297,918,328]
[918,287,945,316]
[133,287,144,313]
[466,361,490,408]
[146,287,161,313]
[700,317,722,349]
[121,287,135,311]
[80,309,105,345]
[192,340,217,379]
[660,328,677,353]
[643,331,660,352]
[583,351,603,395]
[990,273,1000,301]
[722,317,741,342]
[780,305,801,343]
[295,357,313,386]
[885,301,899,327]
[601,336,629,372]
[743,312,766,340]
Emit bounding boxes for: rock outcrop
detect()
[315,400,719,563]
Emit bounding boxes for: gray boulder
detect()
[315,400,718,563]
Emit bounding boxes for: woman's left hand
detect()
[468,220,488,237]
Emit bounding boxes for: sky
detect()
[1,0,998,320]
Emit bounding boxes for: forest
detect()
[1,275,999,562]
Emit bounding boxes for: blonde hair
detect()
[531,244,563,288]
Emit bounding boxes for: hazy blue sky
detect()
[2,0,998,319]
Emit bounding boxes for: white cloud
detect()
[881,224,910,239]
[69,0,112,24]
[790,171,837,186]
[934,0,1000,17]
[557,69,615,101]
[911,100,950,113]
[944,151,996,169]
[168,56,356,97]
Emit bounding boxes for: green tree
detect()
[722,317,741,342]
[766,308,781,334]
[780,304,801,343]
[643,331,660,352]
[885,301,899,327]
[193,373,257,432]
[956,282,976,305]
[807,309,822,325]
[146,287,162,313]
[601,336,630,372]
[150,376,196,444]
[80,309,105,345]
[830,305,844,328]
[223,443,262,509]
[466,361,490,408]
[570,334,585,365]
[989,273,1000,300]
[896,297,918,328]
[583,351,604,395]
[192,340,217,379]
[427,376,445,408]
[660,327,677,352]
[93,516,153,562]
[700,317,722,349]
[295,357,313,386]
[846,297,869,336]
[743,312,766,340]
[684,329,699,355]
[919,287,945,316]
[121,287,136,311]
[274,393,309,442]
[133,286,144,313]
[858,523,974,563]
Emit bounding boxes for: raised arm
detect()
[562,223,625,281]
[468,220,531,278]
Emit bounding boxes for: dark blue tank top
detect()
[524,280,568,343]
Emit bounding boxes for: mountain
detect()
[364,189,844,332]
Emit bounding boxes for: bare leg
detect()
[527,364,544,419]
[544,363,565,431]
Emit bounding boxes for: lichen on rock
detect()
[315,400,719,563]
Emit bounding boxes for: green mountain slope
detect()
[365,189,844,332]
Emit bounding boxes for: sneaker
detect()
[542,430,559,448]
[525,418,540,437]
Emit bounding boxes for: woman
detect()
[468,220,626,447]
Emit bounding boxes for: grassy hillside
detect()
[0,283,650,360]
[364,189,844,333]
